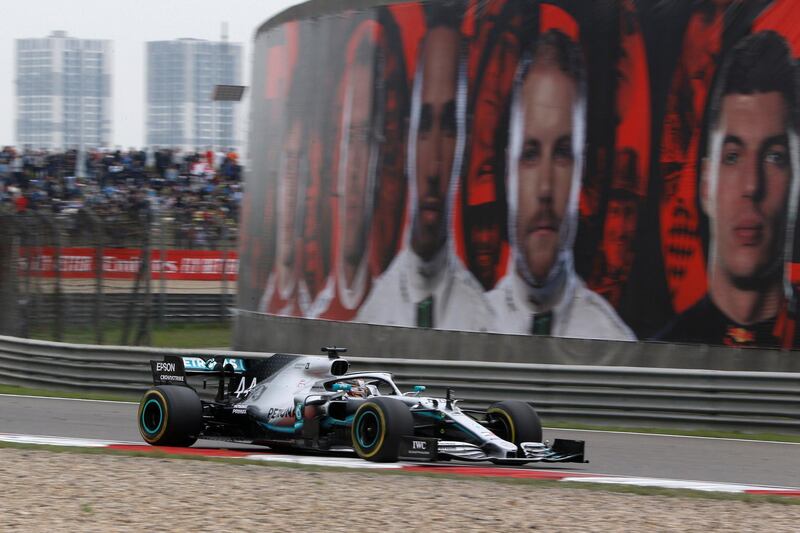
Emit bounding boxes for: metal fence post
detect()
[158,210,167,327]
[135,209,153,346]
[82,208,106,345]
[20,215,32,338]
[40,213,64,342]
[220,224,228,321]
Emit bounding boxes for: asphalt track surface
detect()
[2,394,799,488]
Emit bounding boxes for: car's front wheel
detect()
[486,400,543,446]
[138,385,202,447]
[351,398,413,462]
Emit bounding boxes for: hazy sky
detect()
[1,0,302,148]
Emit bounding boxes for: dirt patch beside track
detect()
[1,448,797,532]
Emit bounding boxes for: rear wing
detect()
[150,355,248,401]
[181,356,247,374]
[150,356,187,385]
[148,350,345,401]
[150,355,246,385]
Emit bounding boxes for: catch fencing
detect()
[0,335,797,434]
[0,210,236,344]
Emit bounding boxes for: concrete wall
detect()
[234,310,800,373]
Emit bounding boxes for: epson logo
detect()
[412,440,427,451]
[156,362,176,373]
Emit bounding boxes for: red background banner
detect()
[18,248,239,281]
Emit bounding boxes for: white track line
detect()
[0,433,139,447]
[545,427,800,446]
[1,432,797,494]
[244,454,403,469]
[0,393,137,405]
[561,475,798,493]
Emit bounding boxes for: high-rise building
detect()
[146,38,242,151]
[15,31,113,150]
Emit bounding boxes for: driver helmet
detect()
[348,379,367,398]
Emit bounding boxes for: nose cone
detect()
[485,438,519,458]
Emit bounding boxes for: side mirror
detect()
[404,385,426,397]
[305,395,327,406]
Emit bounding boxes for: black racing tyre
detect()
[351,397,413,462]
[138,385,202,447]
[486,400,543,445]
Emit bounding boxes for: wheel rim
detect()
[355,410,380,449]
[141,398,163,435]
[489,412,514,443]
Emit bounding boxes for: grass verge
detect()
[29,321,232,348]
[0,440,797,505]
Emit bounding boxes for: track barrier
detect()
[0,335,797,434]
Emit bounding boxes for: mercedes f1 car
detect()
[137,347,586,464]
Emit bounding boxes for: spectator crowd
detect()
[0,146,243,249]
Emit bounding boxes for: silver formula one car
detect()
[138,347,586,464]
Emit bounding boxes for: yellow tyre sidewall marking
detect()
[138,390,169,444]
[487,408,515,443]
[352,403,386,458]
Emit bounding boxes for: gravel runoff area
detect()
[2,448,799,532]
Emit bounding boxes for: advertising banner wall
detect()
[18,248,238,281]
[239,0,800,350]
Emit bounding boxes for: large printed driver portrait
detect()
[655,31,800,348]
[487,29,634,341]
[357,4,493,331]
[321,20,385,321]
[258,111,304,317]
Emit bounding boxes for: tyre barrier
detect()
[0,335,797,434]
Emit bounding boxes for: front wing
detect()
[399,437,587,464]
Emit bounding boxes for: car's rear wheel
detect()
[486,400,542,446]
[351,398,413,462]
[138,385,202,447]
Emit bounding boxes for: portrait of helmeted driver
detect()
[593,149,643,308]
[257,114,304,317]
[357,5,493,331]
[605,175,639,282]
[319,21,384,321]
[487,29,634,340]
[655,31,800,348]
